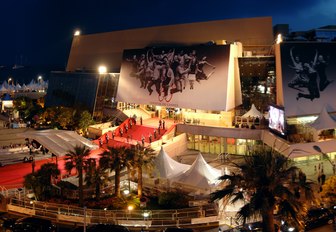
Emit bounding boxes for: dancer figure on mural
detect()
[296,62,320,101]
[196,56,216,82]
[315,53,332,91]
[287,47,307,91]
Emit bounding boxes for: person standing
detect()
[105,133,109,143]
[149,133,152,143]
[112,130,115,140]
[162,120,165,130]
[140,116,143,125]
[141,135,145,147]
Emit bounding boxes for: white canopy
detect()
[171,153,222,189]
[153,146,190,179]
[0,84,8,92]
[19,129,99,157]
[242,104,263,118]
[309,106,336,131]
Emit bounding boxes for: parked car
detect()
[0,213,17,232]
[12,217,56,232]
[276,207,335,232]
[72,224,130,232]
[304,207,334,230]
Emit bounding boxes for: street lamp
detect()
[313,145,335,175]
[74,30,81,36]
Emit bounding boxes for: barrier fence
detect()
[5,197,219,229]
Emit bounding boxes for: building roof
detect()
[66,17,273,72]
[19,129,98,157]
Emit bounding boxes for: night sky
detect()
[0,0,335,68]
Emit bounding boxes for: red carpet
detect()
[0,118,175,188]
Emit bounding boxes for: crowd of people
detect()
[98,116,168,147]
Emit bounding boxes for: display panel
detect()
[117,45,231,111]
[268,104,286,136]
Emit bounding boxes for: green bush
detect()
[158,191,190,209]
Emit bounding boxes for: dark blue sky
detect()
[0,0,335,68]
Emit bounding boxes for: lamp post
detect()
[313,145,335,175]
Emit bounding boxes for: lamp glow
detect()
[98,66,107,74]
[276,34,283,44]
[74,30,81,36]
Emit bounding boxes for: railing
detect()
[6,198,219,229]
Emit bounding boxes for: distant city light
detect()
[98,65,107,74]
[74,30,81,36]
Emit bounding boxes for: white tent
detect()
[310,107,336,130]
[0,84,8,93]
[309,106,336,131]
[153,146,190,179]
[309,107,336,141]
[171,153,222,189]
[19,129,99,157]
[15,83,22,91]
[242,104,263,118]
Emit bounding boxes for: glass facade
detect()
[45,72,98,111]
[186,133,263,156]
[238,56,276,113]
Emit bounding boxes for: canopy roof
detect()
[153,146,190,179]
[242,104,263,118]
[309,106,336,131]
[19,129,98,157]
[171,153,222,189]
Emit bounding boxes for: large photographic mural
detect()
[117,45,232,111]
[280,43,336,117]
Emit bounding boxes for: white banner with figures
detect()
[279,42,336,117]
[117,44,235,111]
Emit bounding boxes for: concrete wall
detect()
[67,17,273,72]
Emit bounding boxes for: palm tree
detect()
[64,145,91,206]
[131,145,156,198]
[84,158,108,201]
[100,146,128,197]
[211,147,314,232]
[23,163,60,201]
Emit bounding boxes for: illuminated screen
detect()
[268,105,286,136]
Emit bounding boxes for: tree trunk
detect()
[115,165,121,197]
[137,166,142,198]
[262,208,275,232]
[78,168,84,206]
[95,176,101,201]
